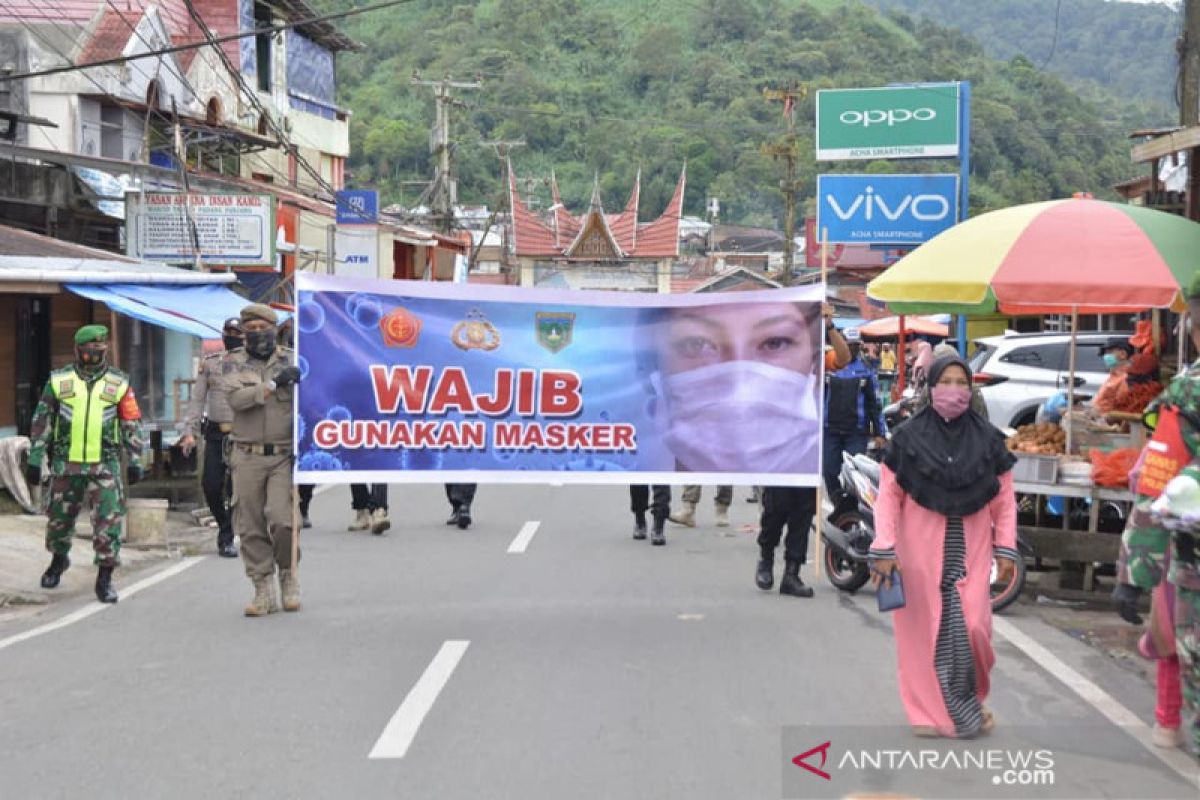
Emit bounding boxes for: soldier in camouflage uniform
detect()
[1116,289,1200,758]
[25,325,145,603]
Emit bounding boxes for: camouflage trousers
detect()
[1179,587,1200,755]
[44,474,125,567]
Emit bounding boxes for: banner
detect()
[294,274,825,485]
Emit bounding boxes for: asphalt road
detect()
[0,483,1196,800]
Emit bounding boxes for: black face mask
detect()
[245,329,277,360]
[223,335,244,351]
[76,345,108,372]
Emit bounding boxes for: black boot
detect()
[445,504,461,526]
[95,565,118,603]
[779,559,813,598]
[456,504,472,529]
[40,552,70,589]
[633,512,647,540]
[650,515,666,546]
[755,553,774,590]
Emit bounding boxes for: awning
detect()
[66,283,290,339]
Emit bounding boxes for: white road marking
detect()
[677,613,705,621]
[506,521,541,554]
[369,640,470,760]
[0,557,205,653]
[993,617,1198,784]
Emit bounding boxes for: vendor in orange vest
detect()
[1092,336,1134,416]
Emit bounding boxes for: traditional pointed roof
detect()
[564,176,624,260]
[508,164,684,260]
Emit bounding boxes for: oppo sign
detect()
[817,84,960,160]
[816,174,959,246]
[837,107,937,128]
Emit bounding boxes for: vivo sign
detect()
[816,174,959,245]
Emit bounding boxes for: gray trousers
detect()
[230,449,295,579]
[681,485,733,506]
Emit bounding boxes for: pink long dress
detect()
[872,465,1018,737]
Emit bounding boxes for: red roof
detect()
[509,163,684,260]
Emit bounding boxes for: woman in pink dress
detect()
[870,354,1019,739]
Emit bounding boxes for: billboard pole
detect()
[956,81,971,355]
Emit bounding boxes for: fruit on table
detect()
[1006,423,1067,455]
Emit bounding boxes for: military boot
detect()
[445,505,461,526]
[244,576,279,617]
[456,504,472,530]
[669,502,696,528]
[39,553,70,589]
[715,503,731,528]
[756,551,774,590]
[632,512,648,540]
[94,565,118,603]
[348,509,370,531]
[279,569,301,612]
[779,559,814,598]
[650,515,667,546]
[370,508,391,535]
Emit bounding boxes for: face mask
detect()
[76,345,107,372]
[245,329,277,360]
[223,335,243,351]
[650,360,819,474]
[1102,353,1122,369]
[931,385,971,421]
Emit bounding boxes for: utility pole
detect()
[762,83,806,286]
[412,74,481,233]
[470,140,525,273]
[1182,0,1200,219]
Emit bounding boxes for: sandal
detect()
[911,725,940,738]
[980,707,995,734]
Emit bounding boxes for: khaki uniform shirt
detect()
[220,347,296,447]
[180,351,235,437]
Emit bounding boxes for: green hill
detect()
[336,0,1144,226]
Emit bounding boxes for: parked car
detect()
[968,331,1133,429]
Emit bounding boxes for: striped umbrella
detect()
[867,198,1200,315]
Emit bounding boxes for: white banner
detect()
[127,192,275,267]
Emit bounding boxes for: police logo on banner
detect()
[452,309,501,352]
[536,312,575,354]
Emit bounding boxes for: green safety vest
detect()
[50,368,129,464]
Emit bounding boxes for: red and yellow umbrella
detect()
[867,198,1200,314]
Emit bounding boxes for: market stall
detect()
[866,197,1200,595]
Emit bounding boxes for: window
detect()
[1071,342,1110,374]
[255,2,272,93]
[1000,343,1065,370]
[206,97,222,126]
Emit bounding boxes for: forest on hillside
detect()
[335,0,1146,227]
[864,0,1179,110]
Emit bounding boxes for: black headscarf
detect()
[884,354,1015,517]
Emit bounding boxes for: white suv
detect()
[968,332,1131,429]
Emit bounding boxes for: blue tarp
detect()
[66,283,290,339]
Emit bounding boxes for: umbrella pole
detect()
[897,316,907,397]
[1066,307,1078,456]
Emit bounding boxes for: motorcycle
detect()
[820,451,1031,613]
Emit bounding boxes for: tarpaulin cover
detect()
[66,283,289,339]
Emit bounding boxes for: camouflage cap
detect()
[239,303,279,325]
[74,324,109,345]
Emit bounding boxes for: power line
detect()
[0,0,420,84]
[1039,0,1065,70]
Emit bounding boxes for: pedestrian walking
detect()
[823,330,886,499]
[869,354,1018,739]
[222,304,302,616]
[349,484,391,534]
[755,309,851,598]
[669,485,732,528]
[630,485,671,545]
[178,317,243,558]
[26,324,145,603]
[445,483,476,529]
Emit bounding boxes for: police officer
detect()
[179,317,243,558]
[445,483,477,529]
[1115,281,1200,756]
[25,324,145,603]
[222,304,302,617]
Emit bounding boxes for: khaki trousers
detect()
[230,449,295,579]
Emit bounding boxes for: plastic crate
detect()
[1013,453,1058,484]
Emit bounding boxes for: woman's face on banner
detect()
[657,302,817,376]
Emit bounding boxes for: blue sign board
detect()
[816,174,958,245]
[336,190,379,225]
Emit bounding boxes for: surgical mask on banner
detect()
[650,360,819,474]
[245,329,277,360]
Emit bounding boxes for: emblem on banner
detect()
[451,309,501,352]
[379,306,422,348]
[536,312,575,354]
